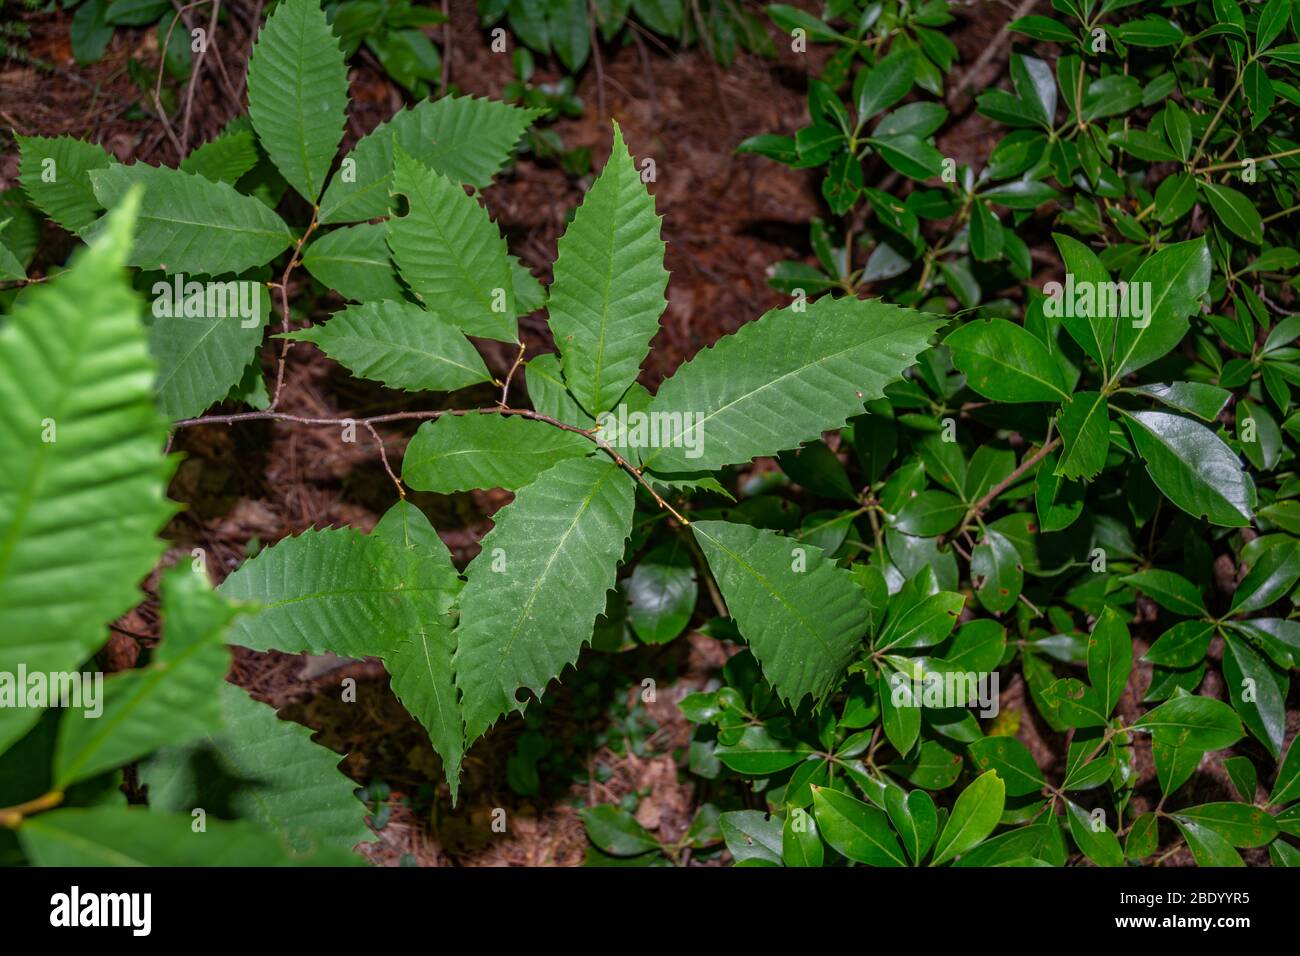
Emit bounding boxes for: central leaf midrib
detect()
[476,465,624,706]
[644,314,937,469]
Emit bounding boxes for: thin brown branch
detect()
[361,420,405,499]
[589,0,607,117]
[180,0,223,152]
[958,437,1061,534]
[440,0,452,94]
[174,405,692,525]
[267,209,319,410]
[498,342,526,408]
[946,0,1038,110]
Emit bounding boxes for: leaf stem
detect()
[1195,146,1300,174]
[267,207,320,412]
[0,790,63,829]
[174,404,692,524]
[1189,69,1245,168]
[954,437,1060,536]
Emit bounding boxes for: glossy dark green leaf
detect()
[1036,453,1084,531]
[737,134,799,164]
[931,770,1005,865]
[879,668,922,756]
[1237,399,1282,472]
[953,820,1065,867]
[1125,812,1159,859]
[778,442,858,501]
[856,49,918,120]
[1039,679,1109,728]
[1050,234,1112,367]
[1143,621,1215,667]
[891,738,965,790]
[1155,172,1198,224]
[1153,726,1206,797]
[1256,0,1290,49]
[946,318,1070,403]
[1121,410,1255,527]
[1133,695,1244,750]
[1082,74,1141,120]
[936,619,1007,673]
[1062,739,1118,791]
[874,102,948,139]
[1269,840,1300,866]
[1110,239,1211,378]
[812,785,906,866]
[1110,129,1180,162]
[1270,735,1300,806]
[964,446,1016,504]
[1116,17,1184,46]
[1055,391,1110,480]
[1009,15,1076,43]
[885,787,938,864]
[1229,539,1300,615]
[781,808,824,867]
[1163,103,1192,161]
[1173,818,1244,866]
[1122,569,1207,618]
[878,589,965,650]
[580,805,661,856]
[1010,53,1056,126]
[1223,756,1258,803]
[714,726,813,775]
[1173,803,1277,847]
[765,4,842,42]
[1221,632,1287,759]
[970,202,1003,262]
[981,179,1059,210]
[968,736,1044,797]
[869,134,945,180]
[890,490,966,536]
[1200,182,1264,244]
[915,434,968,494]
[972,529,1023,613]
[1066,799,1124,866]
[719,810,783,865]
[622,539,697,645]
[1130,382,1231,422]
[1087,608,1132,716]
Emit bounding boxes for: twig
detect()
[155,1,210,127]
[1190,70,1245,167]
[498,342,526,408]
[361,420,404,498]
[957,437,1061,534]
[588,0,607,117]
[175,405,692,525]
[1017,592,1044,618]
[946,0,1038,108]
[440,0,451,94]
[235,0,265,101]
[676,524,727,617]
[630,28,657,119]
[180,0,223,153]
[267,209,320,410]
